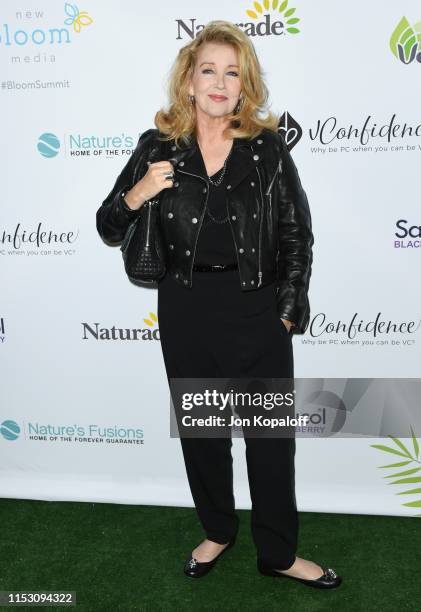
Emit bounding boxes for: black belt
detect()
[193,263,238,272]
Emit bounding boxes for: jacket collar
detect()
[166,132,267,192]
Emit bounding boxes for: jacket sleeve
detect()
[96,128,156,245]
[275,132,314,334]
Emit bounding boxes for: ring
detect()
[164,172,174,180]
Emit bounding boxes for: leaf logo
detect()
[63,2,94,34]
[371,426,421,516]
[143,312,158,327]
[390,16,421,64]
[246,0,301,34]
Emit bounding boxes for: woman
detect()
[96,21,341,589]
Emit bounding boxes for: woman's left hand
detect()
[281,318,294,333]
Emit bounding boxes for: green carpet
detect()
[0,498,418,611]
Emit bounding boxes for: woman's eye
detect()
[202,69,238,77]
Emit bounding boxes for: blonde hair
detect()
[154,20,279,147]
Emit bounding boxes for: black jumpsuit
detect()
[157,166,298,569]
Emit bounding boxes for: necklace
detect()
[203,143,233,223]
[205,176,229,224]
[206,143,233,186]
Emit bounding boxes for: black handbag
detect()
[119,142,167,284]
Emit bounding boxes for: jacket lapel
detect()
[167,134,266,192]
[225,141,264,192]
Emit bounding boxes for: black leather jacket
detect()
[96,127,314,334]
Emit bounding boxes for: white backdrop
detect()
[1,1,421,518]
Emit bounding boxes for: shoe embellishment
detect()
[325,568,337,579]
[188,557,198,568]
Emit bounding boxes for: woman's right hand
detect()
[123,160,175,210]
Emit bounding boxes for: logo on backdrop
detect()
[277,111,421,156]
[0,420,20,441]
[277,112,303,150]
[0,222,79,256]
[82,311,160,341]
[0,3,93,49]
[302,312,420,347]
[0,317,5,343]
[390,16,421,64]
[36,132,142,158]
[63,2,93,33]
[394,219,421,249]
[0,420,144,445]
[177,0,301,39]
[244,0,301,35]
[37,133,61,158]
[305,112,421,154]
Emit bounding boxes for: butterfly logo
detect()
[64,2,93,33]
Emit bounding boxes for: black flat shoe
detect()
[257,559,342,589]
[184,538,236,578]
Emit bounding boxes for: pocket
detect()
[271,286,287,333]
[279,318,291,336]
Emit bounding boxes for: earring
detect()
[188,94,195,104]
[234,95,244,114]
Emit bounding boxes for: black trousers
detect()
[157,269,298,569]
